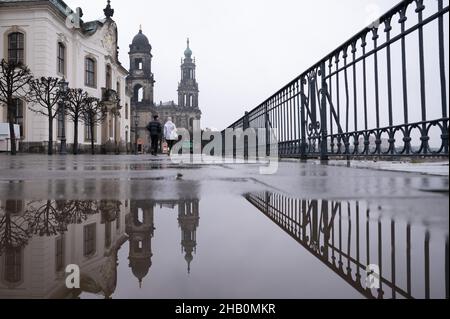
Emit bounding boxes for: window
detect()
[5,200,23,214]
[105,222,111,249]
[135,58,143,70]
[83,224,96,257]
[4,248,22,284]
[85,57,96,87]
[116,81,121,96]
[125,103,129,120]
[106,64,112,89]
[57,42,66,75]
[7,99,25,139]
[8,32,24,64]
[55,237,65,272]
[134,85,144,103]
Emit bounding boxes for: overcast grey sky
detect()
[66,0,400,129]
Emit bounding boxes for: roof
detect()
[0,0,107,35]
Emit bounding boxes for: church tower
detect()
[178,39,199,109]
[127,27,155,105]
[125,200,155,288]
[178,199,200,274]
[127,27,156,152]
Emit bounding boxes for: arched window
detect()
[106,64,112,89]
[85,57,96,88]
[134,85,144,103]
[135,58,143,70]
[57,42,66,75]
[7,99,25,139]
[4,248,22,285]
[105,222,112,249]
[184,94,188,107]
[189,95,194,107]
[8,32,25,64]
[83,224,96,257]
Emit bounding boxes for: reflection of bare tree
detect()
[0,202,30,256]
[62,200,99,225]
[0,200,122,256]
[26,200,63,237]
[25,200,121,237]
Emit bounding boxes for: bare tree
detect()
[82,97,107,155]
[0,59,33,155]
[66,89,88,154]
[0,202,30,256]
[28,77,64,155]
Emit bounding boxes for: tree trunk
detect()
[48,115,53,155]
[73,115,79,155]
[7,102,17,156]
[90,121,95,155]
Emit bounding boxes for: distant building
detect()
[0,0,131,153]
[127,30,202,153]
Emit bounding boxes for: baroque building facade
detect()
[127,30,202,153]
[0,0,131,153]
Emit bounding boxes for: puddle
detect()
[0,191,447,299]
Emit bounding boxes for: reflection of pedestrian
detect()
[164,117,178,155]
[146,115,162,156]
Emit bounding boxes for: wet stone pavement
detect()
[0,154,448,299]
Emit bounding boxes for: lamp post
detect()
[58,78,69,155]
[133,113,139,155]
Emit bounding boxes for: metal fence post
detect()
[300,77,307,160]
[265,104,270,157]
[320,62,329,161]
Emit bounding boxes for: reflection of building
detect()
[125,200,154,288]
[0,1,131,153]
[0,199,128,299]
[127,29,202,153]
[0,194,202,298]
[178,200,200,274]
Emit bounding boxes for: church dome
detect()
[130,258,151,285]
[130,29,151,52]
[184,38,192,58]
[184,47,192,58]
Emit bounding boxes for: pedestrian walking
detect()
[146,115,162,156]
[164,117,178,155]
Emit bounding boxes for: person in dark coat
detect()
[146,115,162,155]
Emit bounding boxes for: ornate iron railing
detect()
[227,0,449,159]
[246,192,449,299]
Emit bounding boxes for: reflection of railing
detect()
[246,192,449,299]
[227,0,449,160]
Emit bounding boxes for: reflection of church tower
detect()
[177,200,200,273]
[125,200,154,287]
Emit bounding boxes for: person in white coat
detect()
[164,117,178,155]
